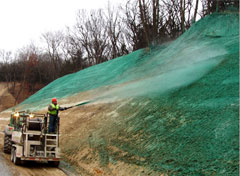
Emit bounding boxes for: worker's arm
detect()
[49,104,68,111]
[59,106,66,111]
[48,104,55,111]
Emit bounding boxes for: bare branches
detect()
[73,9,110,65]
[41,31,65,79]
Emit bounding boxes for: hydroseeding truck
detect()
[3,111,60,167]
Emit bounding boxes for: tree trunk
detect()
[138,0,150,48]
[180,0,186,33]
[152,0,160,43]
[193,0,199,23]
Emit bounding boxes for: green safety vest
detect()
[49,103,59,115]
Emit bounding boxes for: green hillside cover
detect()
[19,12,238,175]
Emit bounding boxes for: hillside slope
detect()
[12,12,239,175]
[0,83,16,111]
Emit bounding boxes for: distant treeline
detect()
[0,0,238,103]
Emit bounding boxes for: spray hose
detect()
[64,100,92,110]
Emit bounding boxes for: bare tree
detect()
[193,0,199,23]
[123,1,148,50]
[138,0,151,47]
[0,50,14,91]
[62,30,87,72]
[201,0,239,16]
[42,31,65,79]
[125,0,190,48]
[106,2,129,59]
[152,0,160,40]
[180,0,186,33]
[75,9,109,65]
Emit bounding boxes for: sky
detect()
[0,0,124,52]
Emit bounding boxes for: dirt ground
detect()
[0,82,44,112]
[0,83,16,112]
[50,93,161,176]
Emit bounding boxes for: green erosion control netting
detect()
[20,12,238,175]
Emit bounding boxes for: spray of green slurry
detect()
[17,12,238,175]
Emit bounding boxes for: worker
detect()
[48,98,66,133]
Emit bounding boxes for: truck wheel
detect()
[12,148,21,165]
[49,161,60,167]
[3,134,11,154]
